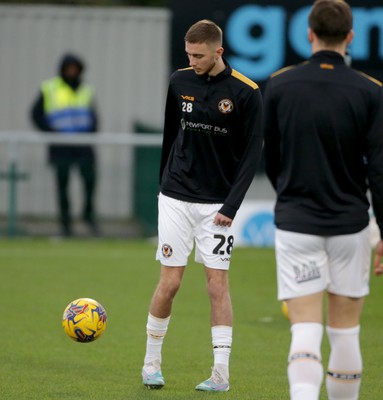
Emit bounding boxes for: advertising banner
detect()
[231,201,275,247]
[170,0,383,87]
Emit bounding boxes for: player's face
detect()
[185,41,220,76]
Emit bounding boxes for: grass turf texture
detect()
[0,238,382,399]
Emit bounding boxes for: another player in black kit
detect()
[263,1,383,399]
[142,19,263,392]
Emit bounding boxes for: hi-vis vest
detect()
[41,77,94,133]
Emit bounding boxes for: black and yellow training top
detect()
[159,59,263,220]
[264,50,383,238]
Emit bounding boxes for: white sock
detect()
[212,325,232,380]
[288,323,324,400]
[326,325,362,400]
[144,313,170,366]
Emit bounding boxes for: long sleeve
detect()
[159,84,180,184]
[263,80,280,190]
[366,88,383,238]
[219,87,264,219]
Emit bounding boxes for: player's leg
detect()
[325,227,370,400]
[143,193,193,388]
[326,295,364,400]
[143,266,185,389]
[149,266,185,318]
[207,267,232,384]
[195,268,232,392]
[286,293,324,400]
[194,204,232,392]
[276,229,328,400]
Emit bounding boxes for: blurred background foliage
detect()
[0,0,168,6]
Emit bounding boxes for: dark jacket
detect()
[160,59,263,219]
[264,50,383,237]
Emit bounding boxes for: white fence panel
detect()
[0,132,162,221]
[0,5,170,132]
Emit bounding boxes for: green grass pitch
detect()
[0,238,382,399]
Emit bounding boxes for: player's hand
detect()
[214,213,233,228]
[373,240,383,276]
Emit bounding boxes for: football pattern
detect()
[62,298,107,343]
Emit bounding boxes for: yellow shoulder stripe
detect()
[357,70,383,87]
[231,69,258,89]
[270,61,308,78]
[178,67,193,72]
[270,65,296,78]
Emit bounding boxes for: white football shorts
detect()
[275,227,371,300]
[156,193,235,270]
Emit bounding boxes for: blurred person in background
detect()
[31,53,99,237]
[263,1,383,399]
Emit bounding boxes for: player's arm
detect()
[218,87,263,220]
[263,78,281,189]
[213,213,233,227]
[373,240,383,276]
[159,83,180,184]
[367,87,383,276]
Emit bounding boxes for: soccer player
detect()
[142,19,263,391]
[263,1,383,399]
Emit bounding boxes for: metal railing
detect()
[0,131,163,237]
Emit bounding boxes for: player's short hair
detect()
[309,0,353,44]
[184,19,222,46]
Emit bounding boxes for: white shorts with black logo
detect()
[275,227,371,300]
[156,193,234,270]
